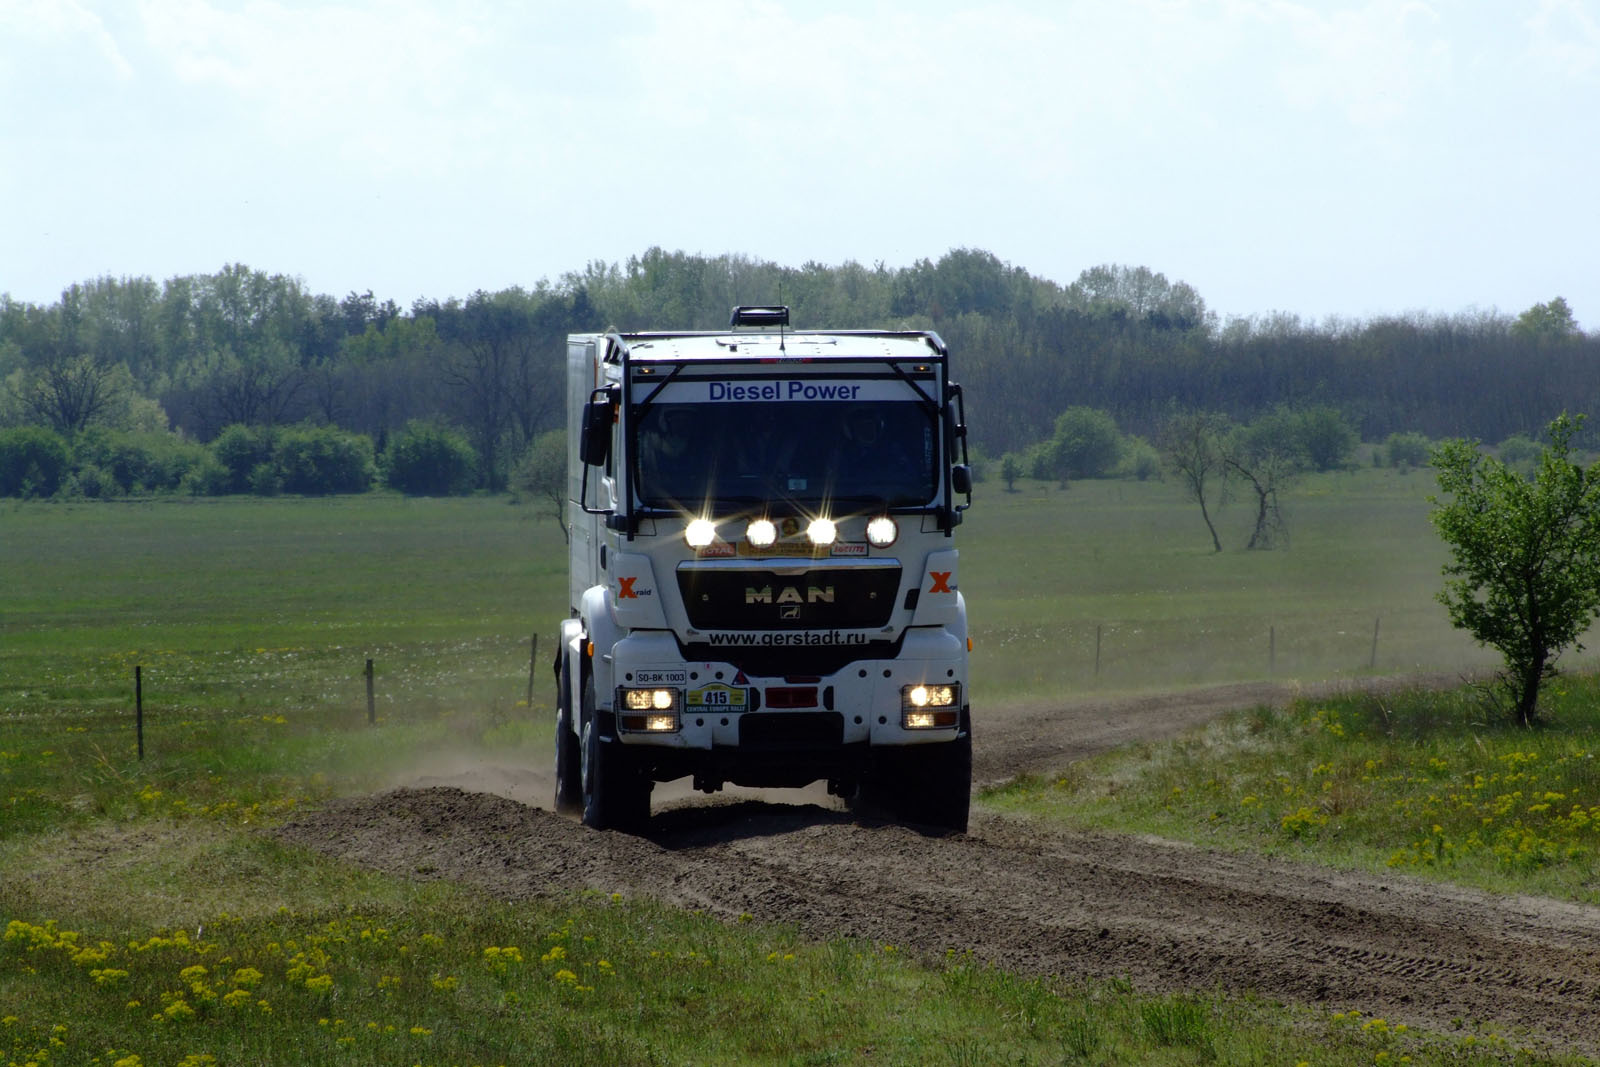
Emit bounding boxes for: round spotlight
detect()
[651,689,674,710]
[909,685,930,707]
[684,518,717,548]
[865,516,899,547]
[746,518,777,547]
[806,517,837,545]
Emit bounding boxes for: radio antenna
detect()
[778,281,786,353]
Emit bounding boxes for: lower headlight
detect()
[618,687,681,732]
[904,684,957,708]
[900,683,960,728]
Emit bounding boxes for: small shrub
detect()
[0,425,70,497]
[384,421,478,496]
[212,425,278,494]
[73,428,211,494]
[72,462,119,499]
[248,461,283,496]
[1495,433,1541,476]
[272,425,375,495]
[1384,431,1431,470]
[179,456,232,497]
[1295,406,1358,471]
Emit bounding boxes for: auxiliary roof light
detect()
[684,517,717,548]
[746,518,778,547]
[865,516,899,547]
[806,517,837,546]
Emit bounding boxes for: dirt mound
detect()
[276,678,1600,1055]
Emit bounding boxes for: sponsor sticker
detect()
[830,542,868,557]
[687,683,748,709]
[737,541,833,558]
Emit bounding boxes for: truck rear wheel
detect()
[554,655,581,814]
[579,676,650,832]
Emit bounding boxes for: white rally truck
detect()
[554,306,973,832]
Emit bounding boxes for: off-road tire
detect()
[579,675,650,832]
[855,728,972,834]
[554,655,582,814]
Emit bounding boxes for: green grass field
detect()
[3,476,1596,1065]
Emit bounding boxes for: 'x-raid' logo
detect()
[928,571,953,594]
[617,577,651,599]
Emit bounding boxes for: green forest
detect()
[0,247,1591,499]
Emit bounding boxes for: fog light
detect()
[806,517,837,545]
[747,518,777,547]
[643,714,676,731]
[865,515,898,547]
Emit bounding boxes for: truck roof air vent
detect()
[729,305,789,329]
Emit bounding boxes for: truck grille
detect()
[676,565,902,630]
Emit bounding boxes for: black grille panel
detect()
[739,712,844,751]
[677,565,902,630]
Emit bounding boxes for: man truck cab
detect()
[555,306,973,832]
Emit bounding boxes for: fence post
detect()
[1370,616,1381,670]
[526,633,539,707]
[1094,625,1102,678]
[365,658,375,726]
[135,664,144,761]
[1269,626,1276,674]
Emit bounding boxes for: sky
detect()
[2,0,1597,329]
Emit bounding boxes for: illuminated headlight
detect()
[618,687,681,732]
[684,518,717,548]
[865,516,898,547]
[746,518,777,547]
[621,688,676,711]
[806,517,837,545]
[901,683,960,729]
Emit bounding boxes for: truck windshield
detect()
[633,400,938,509]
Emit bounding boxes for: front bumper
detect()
[602,627,967,755]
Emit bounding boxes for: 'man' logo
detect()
[745,585,834,604]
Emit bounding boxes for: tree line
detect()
[0,249,1592,498]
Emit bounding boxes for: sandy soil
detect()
[277,677,1600,1055]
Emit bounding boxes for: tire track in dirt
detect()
[277,677,1600,1055]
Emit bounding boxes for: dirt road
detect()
[278,679,1600,1055]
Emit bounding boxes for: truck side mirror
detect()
[579,399,613,467]
[951,464,973,495]
[943,397,968,464]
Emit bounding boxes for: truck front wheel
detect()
[553,655,581,814]
[579,676,650,832]
[857,730,972,834]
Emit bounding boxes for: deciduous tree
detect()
[1159,410,1232,552]
[1430,413,1600,726]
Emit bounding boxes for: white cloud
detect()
[0,0,132,78]
[1226,0,1449,127]
[1524,0,1600,81]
